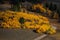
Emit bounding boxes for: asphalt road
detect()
[0,28,60,40]
[0,29,43,40]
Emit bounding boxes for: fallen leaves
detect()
[0,11,56,34]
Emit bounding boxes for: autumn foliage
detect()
[0,10,56,34]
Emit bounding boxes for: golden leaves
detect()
[0,11,56,34]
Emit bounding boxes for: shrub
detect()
[19,17,25,24]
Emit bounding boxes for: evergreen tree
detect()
[0,0,4,4]
[49,2,57,11]
[52,4,57,11]
[10,0,20,11]
[57,9,60,22]
[49,2,54,11]
[45,2,49,8]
